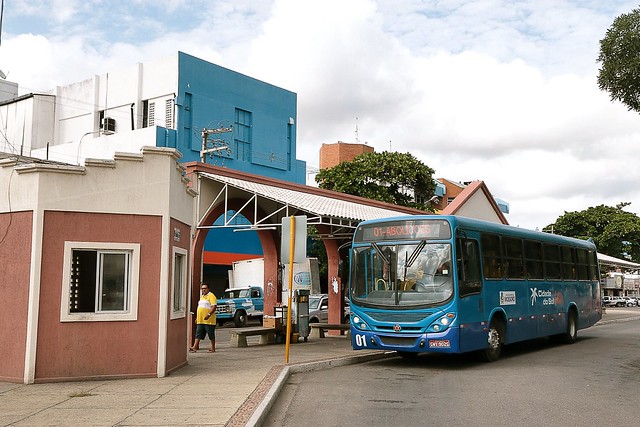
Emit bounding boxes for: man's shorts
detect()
[195,324,216,340]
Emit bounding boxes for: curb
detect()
[244,351,396,427]
[594,315,640,326]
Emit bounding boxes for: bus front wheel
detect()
[480,319,504,362]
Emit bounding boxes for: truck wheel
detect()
[234,310,247,327]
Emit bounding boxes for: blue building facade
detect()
[166,53,304,266]
[166,52,306,184]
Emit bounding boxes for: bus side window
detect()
[481,233,502,279]
[457,238,482,297]
[588,250,599,281]
[503,237,524,279]
[576,248,589,280]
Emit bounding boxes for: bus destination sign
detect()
[355,219,451,242]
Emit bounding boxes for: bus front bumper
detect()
[350,325,460,354]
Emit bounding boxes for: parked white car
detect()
[308,294,350,323]
[605,296,626,307]
[626,297,638,307]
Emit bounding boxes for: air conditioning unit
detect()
[102,117,115,134]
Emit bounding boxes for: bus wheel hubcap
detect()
[488,329,500,349]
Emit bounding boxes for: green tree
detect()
[545,203,640,262]
[597,7,640,112]
[315,151,436,210]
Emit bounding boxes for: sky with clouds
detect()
[2,0,640,230]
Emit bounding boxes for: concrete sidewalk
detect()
[0,331,392,427]
[1,309,638,427]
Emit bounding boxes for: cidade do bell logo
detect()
[530,287,555,306]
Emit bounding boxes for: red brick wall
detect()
[436,179,466,211]
[320,142,374,169]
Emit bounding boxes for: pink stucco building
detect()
[0,147,195,383]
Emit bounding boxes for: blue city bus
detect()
[347,215,602,361]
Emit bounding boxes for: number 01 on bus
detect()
[346,215,602,361]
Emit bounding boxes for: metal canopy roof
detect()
[598,252,640,271]
[197,172,418,239]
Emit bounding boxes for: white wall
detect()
[1,54,179,159]
[45,54,178,152]
[31,126,160,165]
[0,95,55,155]
[455,192,503,224]
[0,80,18,101]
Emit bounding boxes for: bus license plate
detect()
[429,339,450,348]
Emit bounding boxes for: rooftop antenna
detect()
[355,117,360,144]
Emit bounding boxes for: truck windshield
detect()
[351,242,453,308]
[224,289,251,298]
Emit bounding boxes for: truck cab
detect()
[215,286,264,327]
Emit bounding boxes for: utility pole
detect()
[200,125,233,163]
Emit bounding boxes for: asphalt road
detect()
[263,317,640,427]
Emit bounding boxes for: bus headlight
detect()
[352,316,369,330]
[427,313,456,333]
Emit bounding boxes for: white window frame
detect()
[60,242,141,322]
[170,247,188,319]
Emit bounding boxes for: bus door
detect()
[455,235,486,352]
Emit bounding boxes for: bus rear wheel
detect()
[559,311,578,344]
[480,319,504,362]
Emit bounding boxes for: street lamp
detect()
[76,131,101,165]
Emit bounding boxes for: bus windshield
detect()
[351,242,453,308]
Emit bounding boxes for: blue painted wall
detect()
[173,52,306,184]
[206,212,261,256]
[154,52,309,258]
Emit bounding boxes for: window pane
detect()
[588,251,599,281]
[576,249,589,280]
[481,234,502,279]
[503,237,524,279]
[99,253,128,311]
[458,238,482,297]
[525,241,542,260]
[63,243,139,322]
[543,244,561,280]
[70,250,97,313]
[561,246,576,280]
[525,241,543,280]
[503,238,523,258]
[173,253,185,311]
[576,248,588,264]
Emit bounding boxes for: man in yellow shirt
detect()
[190,283,217,353]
